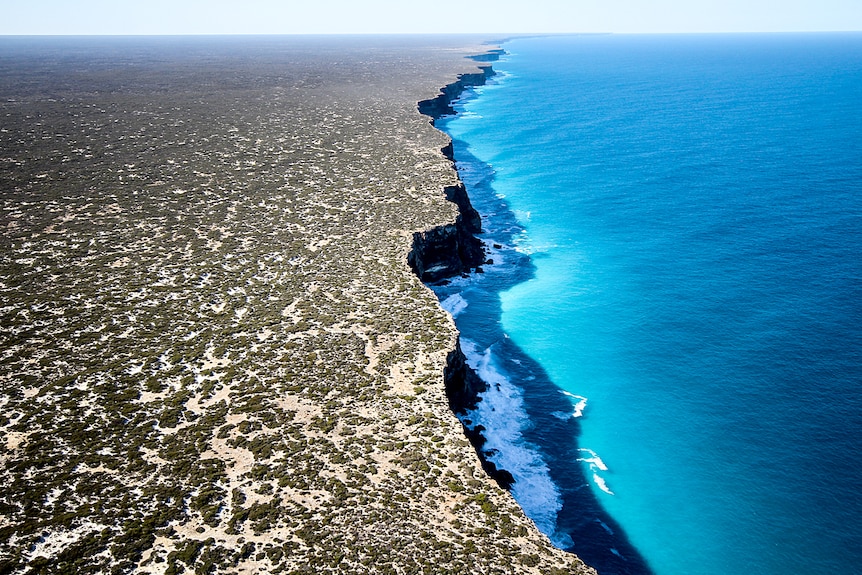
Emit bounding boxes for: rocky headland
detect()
[0,35,595,574]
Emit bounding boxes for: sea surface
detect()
[433,33,862,575]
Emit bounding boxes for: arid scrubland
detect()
[0,36,594,574]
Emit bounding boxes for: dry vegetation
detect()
[0,36,594,575]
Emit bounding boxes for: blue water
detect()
[433,34,862,575]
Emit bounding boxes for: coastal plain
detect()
[0,36,594,574]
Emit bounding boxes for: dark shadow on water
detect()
[433,135,655,575]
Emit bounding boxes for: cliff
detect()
[406,184,484,283]
[408,64,494,283]
[412,57,524,492]
[416,65,497,125]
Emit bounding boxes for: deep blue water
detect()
[433,34,862,575]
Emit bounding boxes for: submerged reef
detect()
[0,36,594,574]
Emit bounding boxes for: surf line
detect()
[411,49,615,505]
[409,48,584,535]
[409,46,656,575]
[408,50,520,492]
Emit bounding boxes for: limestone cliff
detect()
[417,65,496,124]
[406,210,484,283]
[409,65,493,283]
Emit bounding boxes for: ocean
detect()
[432,34,862,575]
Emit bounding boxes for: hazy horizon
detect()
[2,0,860,36]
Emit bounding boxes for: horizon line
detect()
[2,30,861,38]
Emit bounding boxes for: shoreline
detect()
[418,45,656,574]
[409,53,522,491]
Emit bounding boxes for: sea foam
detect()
[561,390,588,418]
[458,338,571,547]
[578,448,613,495]
[440,293,468,318]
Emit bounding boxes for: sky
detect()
[1,0,861,35]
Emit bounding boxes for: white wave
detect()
[551,411,571,421]
[573,396,588,416]
[440,293,468,318]
[578,447,613,494]
[593,473,615,495]
[577,448,608,471]
[459,339,566,542]
[511,231,531,253]
[435,273,473,291]
[510,229,560,257]
[560,392,588,418]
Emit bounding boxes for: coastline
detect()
[410,55,523,491]
[420,45,656,575]
[0,36,594,574]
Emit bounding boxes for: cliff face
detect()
[411,58,523,491]
[469,49,507,62]
[443,339,487,413]
[409,64,494,283]
[445,182,482,234]
[444,340,516,491]
[406,186,484,283]
[416,65,496,125]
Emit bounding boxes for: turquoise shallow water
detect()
[433,34,862,575]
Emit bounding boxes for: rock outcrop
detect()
[443,339,487,413]
[444,341,516,490]
[406,199,484,283]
